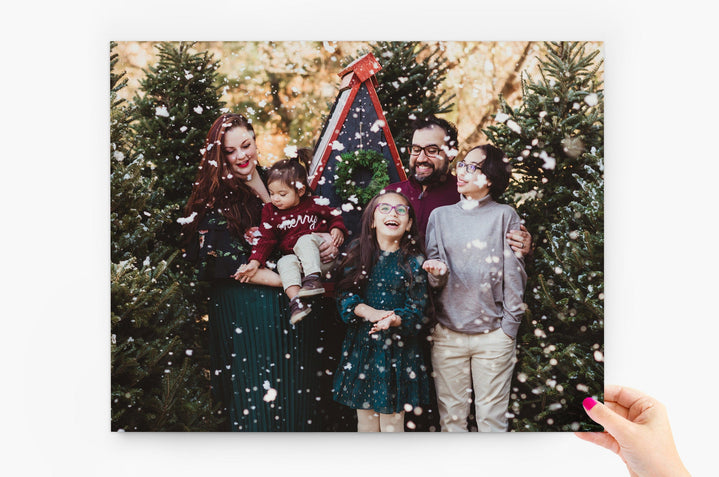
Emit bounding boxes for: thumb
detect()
[582,397,630,438]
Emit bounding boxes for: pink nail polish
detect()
[582,397,598,410]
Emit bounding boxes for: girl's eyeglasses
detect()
[375,203,409,216]
[456,161,483,174]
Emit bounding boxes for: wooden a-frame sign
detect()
[308,53,406,236]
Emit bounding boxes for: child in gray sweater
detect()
[423,144,527,432]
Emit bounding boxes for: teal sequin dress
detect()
[333,251,431,414]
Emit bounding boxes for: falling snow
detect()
[284,145,298,158]
[155,106,169,117]
[176,211,197,225]
[584,93,599,106]
[539,151,556,170]
[506,120,522,134]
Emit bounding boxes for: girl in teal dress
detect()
[332,191,431,432]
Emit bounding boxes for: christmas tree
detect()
[485,42,604,431]
[369,41,455,168]
[131,42,225,210]
[110,42,222,431]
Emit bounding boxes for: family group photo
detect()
[110,40,604,433]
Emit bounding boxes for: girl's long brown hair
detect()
[335,191,425,294]
[181,113,263,242]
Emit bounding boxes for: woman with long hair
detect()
[182,113,337,431]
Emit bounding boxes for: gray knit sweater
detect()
[425,195,527,338]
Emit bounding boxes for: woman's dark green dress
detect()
[332,251,431,415]
[191,211,323,431]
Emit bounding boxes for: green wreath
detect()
[335,149,390,206]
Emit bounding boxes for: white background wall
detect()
[2,1,715,475]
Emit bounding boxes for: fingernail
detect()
[582,397,598,411]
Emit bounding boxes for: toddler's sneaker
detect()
[289,296,312,324]
[298,273,325,298]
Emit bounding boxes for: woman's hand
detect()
[576,385,691,477]
[330,228,344,248]
[233,260,260,283]
[506,224,531,256]
[369,313,401,334]
[316,232,339,263]
[422,259,448,276]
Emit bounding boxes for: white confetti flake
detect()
[594,350,604,362]
[313,196,330,206]
[539,151,556,170]
[284,145,298,158]
[461,199,479,210]
[507,120,522,134]
[471,239,487,249]
[323,41,336,53]
[185,349,193,356]
[341,203,354,212]
[193,105,204,114]
[576,384,590,393]
[331,140,345,151]
[584,93,599,106]
[473,174,488,188]
[370,120,385,133]
[155,106,169,117]
[113,151,125,161]
[176,211,198,225]
[180,126,188,133]
[495,112,509,123]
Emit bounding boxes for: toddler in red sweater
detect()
[236,158,347,323]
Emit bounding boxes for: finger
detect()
[605,400,630,420]
[604,385,651,410]
[574,431,622,456]
[582,397,633,439]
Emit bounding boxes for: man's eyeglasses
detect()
[409,144,442,157]
[456,161,483,174]
[375,203,410,216]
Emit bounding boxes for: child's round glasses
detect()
[375,203,409,216]
[456,161,482,174]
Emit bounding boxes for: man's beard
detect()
[411,161,449,185]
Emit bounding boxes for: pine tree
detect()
[484,42,604,431]
[369,42,455,168]
[132,42,225,210]
[111,42,222,431]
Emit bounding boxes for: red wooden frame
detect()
[309,53,406,190]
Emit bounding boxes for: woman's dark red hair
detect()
[181,113,263,241]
